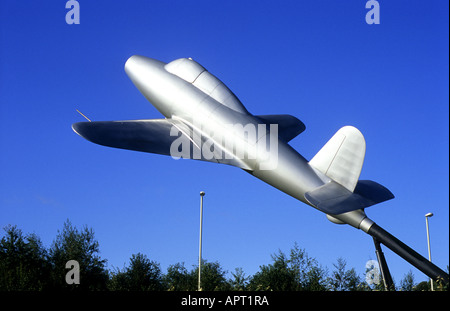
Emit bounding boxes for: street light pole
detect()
[425,212,434,291]
[198,191,205,291]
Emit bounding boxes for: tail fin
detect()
[309,126,365,192]
[306,126,394,215]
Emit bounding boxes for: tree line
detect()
[0,221,444,291]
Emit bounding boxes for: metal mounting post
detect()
[373,237,394,290]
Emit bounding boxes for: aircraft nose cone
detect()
[124,55,141,76]
[125,55,164,75]
[124,55,166,89]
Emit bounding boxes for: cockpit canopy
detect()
[165,58,248,114]
[165,58,205,83]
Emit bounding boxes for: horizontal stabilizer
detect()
[255,114,305,142]
[353,180,395,206]
[305,180,394,215]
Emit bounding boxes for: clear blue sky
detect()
[1,0,448,285]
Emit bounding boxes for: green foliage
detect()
[109,253,163,291]
[48,220,108,290]
[400,270,415,291]
[229,267,249,291]
[247,243,328,291]
[163,262,195,291]
[194,260,231,291]
[329,257,364,291]
[0,221,108,291]
[0,225,50,290]
[0,224,445,291]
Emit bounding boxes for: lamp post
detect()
[198,191,205,291]
[425,212,434,291]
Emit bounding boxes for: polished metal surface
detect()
[71,56,450,284]
[72,55,394,228]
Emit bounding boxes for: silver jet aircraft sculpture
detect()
[73,55,448,285]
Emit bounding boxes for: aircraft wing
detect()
[72,119,176,156]
[72,119,251,170]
